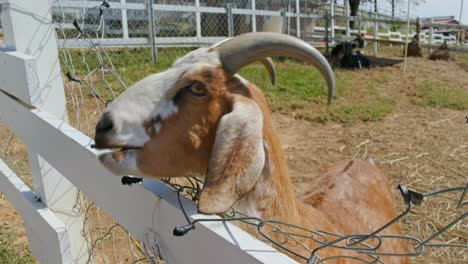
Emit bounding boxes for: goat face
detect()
[93,33,335,213]
[94,48,230,179]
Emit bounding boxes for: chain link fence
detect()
[51,0,415,51]
[0,1,466,263]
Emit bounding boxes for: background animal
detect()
[405,34,422,57]
[93,33,407,263]
[331,36,370,69]
[429,40,450,60]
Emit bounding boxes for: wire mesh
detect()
[0,0,466,263]
[54,1,154,263]
[48,0,427,51]
[165,179,467,264]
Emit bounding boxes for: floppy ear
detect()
[198,95,265,214]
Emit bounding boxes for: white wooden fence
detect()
[0,0,298,263]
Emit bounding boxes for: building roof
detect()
[422,16,460,25]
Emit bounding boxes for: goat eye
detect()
[187,82,207,97]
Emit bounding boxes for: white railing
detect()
[50,0,468,54]
[0,0,297,263]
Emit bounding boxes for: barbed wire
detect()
[54,1,151,263]
[160,178,467,264]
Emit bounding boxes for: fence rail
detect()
[0,89,297,264]
[50,0,468,54]
[0,0,299,263]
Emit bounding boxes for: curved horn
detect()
[215,32,334,104]
[259,57,276,85]
[211,39,276,85]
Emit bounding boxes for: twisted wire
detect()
[165,178,467,264]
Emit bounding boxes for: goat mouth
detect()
[118,146,142,151]
[91,144,142,152]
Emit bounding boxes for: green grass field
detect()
[60,47,399,123]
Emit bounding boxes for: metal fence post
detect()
[374,20,379,55]
[345,0,350,37]
[147,0,157,63]
[295,0,300,37]
[282,11,288,34]
[330,0,335,45]
[251,0,256,32]
[121,0,129,39]
[325,12,330,55]
[287,2,291,35]
[429,18,433,54]
[227,3,234,37]
[358,17,362,36]
[195,0,201,38]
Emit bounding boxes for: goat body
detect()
[233,82,406,263]
[404,34,423,57]
[405,42,422,57]
[340,51,371,69]
[331,37,371,70]
[429,41,449,61]
[93,33,406,263]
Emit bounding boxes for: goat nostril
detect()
[96,112,114,135]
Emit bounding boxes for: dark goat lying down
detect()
[331,37,370,70]
[341,51,371,69]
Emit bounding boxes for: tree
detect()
[348,0,374,29]
[349,0,361,29]
[347,0,426,28]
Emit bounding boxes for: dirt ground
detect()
[0,48,467,263]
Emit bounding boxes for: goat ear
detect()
[198,95,265,214]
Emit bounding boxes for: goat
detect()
[93,32,407,263]
[404,34,422,57]
[340,50,371,70]
[331,37,364,58]
[331,37,370,70]
[429,40,450,61]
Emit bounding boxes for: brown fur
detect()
[429,42,450,61]
[429,49,449,60]
[405,42,422,57]
[242,82,408,263]
[137,66,230,178]
[122,64,407,263]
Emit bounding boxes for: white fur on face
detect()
[102,48,221,148]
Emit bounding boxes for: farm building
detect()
[421,16,468,45]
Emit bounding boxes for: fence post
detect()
[330,0,335,45]
[121,0,129,39]
[429,18,433,54]
[287,2,291,35]
[358,16,362,36]
[0,0,88,262]
[295,0,300,37]
[281,11,288,34]
[345,0,350,37]
[251,0,256,32]
[226,3,234,37]
[325,12,329,55]
[374,20,379,55]
[195,0,201,38]
[146,0,157,63]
